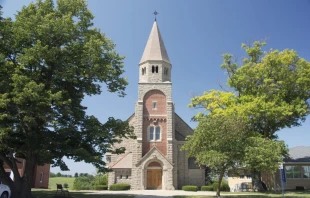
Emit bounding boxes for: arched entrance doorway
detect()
[146,162,162,189]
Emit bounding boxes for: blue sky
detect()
[1,0,310,175]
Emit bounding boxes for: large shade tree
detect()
[191,41,310,138]
[187,41,310,191]
[0,1,134,197]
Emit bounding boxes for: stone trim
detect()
[136,146,173,167]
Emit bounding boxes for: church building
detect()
[107,20,205,190]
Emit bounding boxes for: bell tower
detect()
[131,20,177,190]
[139,21,172,83]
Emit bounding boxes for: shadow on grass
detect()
[266,190,310,195]
[32,190,135,198]
[32,190,310,198]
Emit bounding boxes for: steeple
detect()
[139,21,171,65]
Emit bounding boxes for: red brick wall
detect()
[142,119,167,156]
[4,159,25,177]
[33,164,50,188]
[143,90,167,156]
[143,90,166,115]
[4,159,50,188]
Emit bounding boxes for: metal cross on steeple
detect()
[154,10,158,21]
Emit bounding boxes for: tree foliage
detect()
[184,41,308,195]
[190,41,310,138]
[73,175,94,190]
[0,1,134,197]
[183,115,251,197]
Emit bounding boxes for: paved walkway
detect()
[90,190,216,197]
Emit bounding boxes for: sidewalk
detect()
[90,190,216,197]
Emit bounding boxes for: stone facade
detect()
[107,20,205,190]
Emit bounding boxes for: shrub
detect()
[212,179,230,192]
[63,183,69,189]
[94,174,108,185]
[94,185,108,190]
[73,175,95,190]
[182,185,198,191]
[201,185,213,191]
[109,183,130,191]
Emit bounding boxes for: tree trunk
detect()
[216,170,225,197]
[251,169,264,192]
[9,156,36,198]
[10,179,33,198]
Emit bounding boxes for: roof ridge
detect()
[136,146,172,166]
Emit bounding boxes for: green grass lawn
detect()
[174,190,310,198]
[32,189,310,198]
[48,177,75,190]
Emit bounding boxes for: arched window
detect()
[142,68,144,75]
[156,66,158,73]
[149,125,161,141]
[155,127,160,140]
[152,66,155,73]
[150,126,154,140]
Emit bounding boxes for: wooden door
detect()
[147,169,162,189]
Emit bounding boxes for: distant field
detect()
[48,177,75,190]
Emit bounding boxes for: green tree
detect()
[183,115,250,197]
[189,41,309,190]
[49,172,56,177]
[74,172,79,177]
[0,1,134,197]
[73,175,95,190]
[94,174,108,185]
[182,114,286,196]
[191,41,310,138]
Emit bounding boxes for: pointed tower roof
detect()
[139,21,171,65]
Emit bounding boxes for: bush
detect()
[94,174,108,185]
[182,185,198,191]
[94,185,108,190]
[212,179,230,192]
[201,185,213,191]
[73,175,95,190]
[109,183,130,191]
[63,183,69,189]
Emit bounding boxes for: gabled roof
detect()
[285,146,310,163]
[175,130,186,141]
[111,153,132,169]
[139,21,171,65]
[136,146,172,167]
